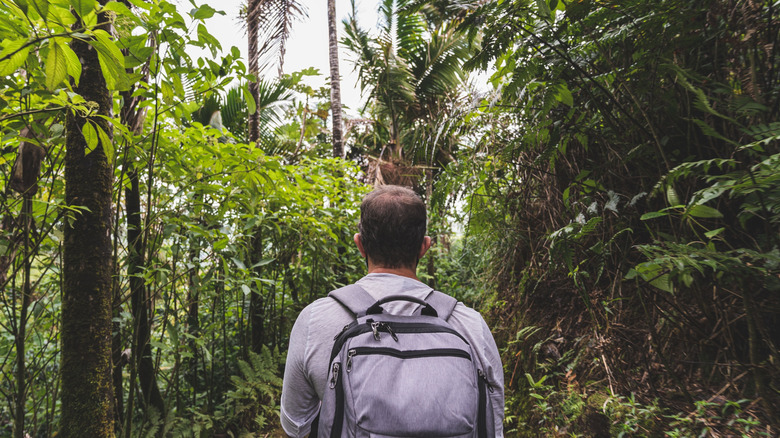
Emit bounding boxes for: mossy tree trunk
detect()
[59,3,115,436]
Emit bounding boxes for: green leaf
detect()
[45,40,68,90]
[90,29,126,89]
[665,185,680,206]
[96,124,113,164]
[640,211,668,220]
[92,29,124,67]
[555,83,574,107]
[101,0,135,19]
[60,42,82,85]
[191,4,218,20]
[243,84,257,115]
[0,39,31,76]
[250,258,275,269]
[650,274,674,293]
[29,0,49,20]
[536,0,552,20]
[13,0,28,14]
[231,257,246,270]
[704,227,725,239]
[82,121,98,154]
[687,204,723,219]
[69,0,96,18]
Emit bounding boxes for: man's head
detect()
[356,185,428,269]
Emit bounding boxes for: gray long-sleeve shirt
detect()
[280,273,505,437]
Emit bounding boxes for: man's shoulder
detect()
[448,301,493,338]
[297,294,354,334]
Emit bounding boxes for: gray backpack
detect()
[313,284,491,437]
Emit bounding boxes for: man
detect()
[280,185,504,437]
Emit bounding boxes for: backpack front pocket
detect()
[343,346,478,437]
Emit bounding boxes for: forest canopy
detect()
[0,0,778,437]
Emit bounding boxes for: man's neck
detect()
[367,265,419,281]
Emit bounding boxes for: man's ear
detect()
[354,233,367,258]
[418,236,432,260]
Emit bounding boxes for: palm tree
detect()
[328,0,344,158]
[342,0,474,181]
[244,0,306,146]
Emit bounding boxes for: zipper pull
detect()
[371,321,381,341]
[478,369,495,393]
[329,362,341,389]
[346,349,356,372]
[381,322,398,342]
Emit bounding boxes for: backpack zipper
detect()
[330,321,470,365]
[347,346,471,363]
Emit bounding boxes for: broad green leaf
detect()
[243,84,257,115]
[665,185,680,206]
[250,258,275,269]
[60,42,82,85]
[69,0,96,18]
[536,0,552,20]
[640,211,668,220]
[13,0,28,14]
[704,227,725,239]
[101,0,136,19]
[161,80,173,105]
[82,122,98,154]
[96,124,113,164]
[231,257,246,270]
[90,30,126,89]
[92,29,124,67]
[191,4,217,20]
[555,83,573,107]
[650,274,674,293]
[94,48,118,89]
[687,204,723,219]
[45,41,68,90]
[0,39,30,76]
[196,23,222,55]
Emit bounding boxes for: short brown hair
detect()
[358,185,427,269]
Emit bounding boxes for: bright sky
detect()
[190,0,378,112]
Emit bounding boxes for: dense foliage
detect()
[0,0,778,436]
[453,0,780,435]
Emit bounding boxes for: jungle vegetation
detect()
[0,0,777,436]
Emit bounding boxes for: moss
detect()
[59,5,116,437]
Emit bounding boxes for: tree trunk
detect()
[425,170,435,288]
[126,167,166,419]
[250,232,265,354]
[13,196,32,438]
[328,0,344,158]
[185,238,201,400]
[60,4,115,435]
[247,0,260,145]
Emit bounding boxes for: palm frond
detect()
[248,0,308,76]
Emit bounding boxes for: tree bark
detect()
[250,231,265,354]
[13,196,32,438]
[126,167,166,418]
[328,0,344,158]
[60,4,115,435]
[247,0,266,354]
[247,0,260,145]
[185,239,201,399]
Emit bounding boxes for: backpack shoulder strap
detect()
[328,283,376,316]
[423,290,458,321]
